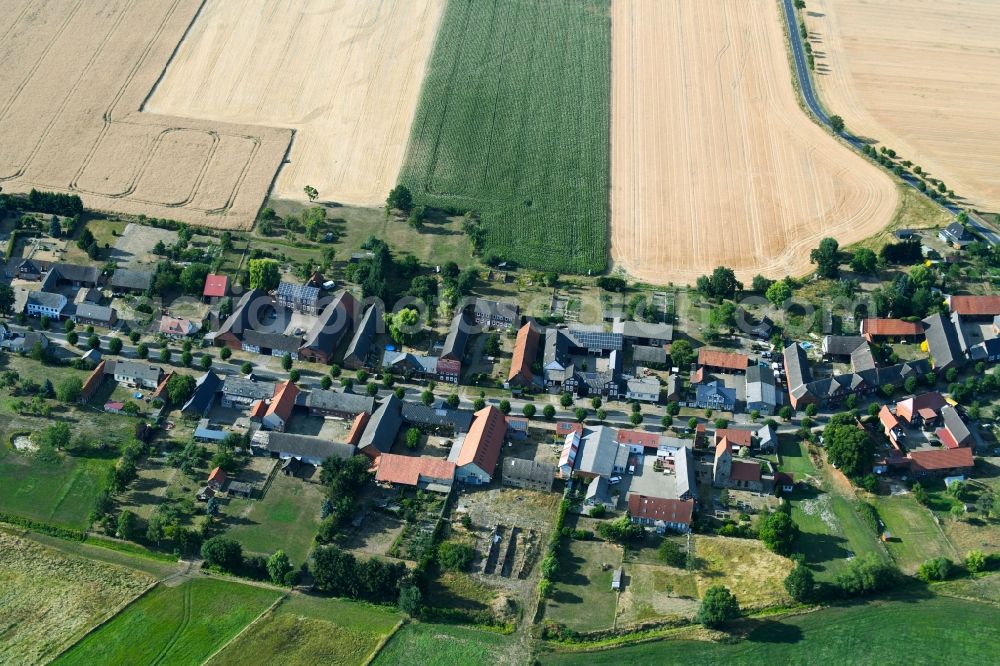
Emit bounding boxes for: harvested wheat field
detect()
[0,0,290,229]
[0,531,154,665]
[805,0,1000,210]
[610,0,897,284]
[146,0,444,207]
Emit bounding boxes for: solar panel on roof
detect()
[277,282,319,300]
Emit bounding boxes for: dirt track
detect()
[0,0,290,229]
[145,0,444,207]
[805,0,1000,211]
[609,0,897,284]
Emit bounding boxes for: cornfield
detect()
[399,0,611,274]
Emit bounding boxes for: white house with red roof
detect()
[449,406,506,485]
[262,381,299,432]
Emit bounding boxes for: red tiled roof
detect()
[203,274,229,298]
[375,453,455,486]
[714,428,752,449]
[456,406,505,476]
[347,412,370,446]
[730,460,762,482]
[909,447,974,472]
[616,429,660,450]
[698,349,748,371]
[249,399,267,419]
[556,421,583,437]
[861,318,924,338]
[714,437,730,461]
[81,360,107,400]
[879,406,900,433]
[265,381,299,423]
[159,316,196,336]
[152,371,173,401]
[208,467,226,483]
[104,401,124,411]
[627,495,694,525]
[937,427,960,450]
[895,392,946,424]
[508,323,540,384]
[950,295,1000,317]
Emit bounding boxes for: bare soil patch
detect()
[807,0,1000,210]
[609,0,897,284]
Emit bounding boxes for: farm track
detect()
[149,581,192,666]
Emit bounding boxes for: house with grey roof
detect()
[821,335,867,360]
[358,394,403,457]
[251,431,355,466]
[213,288,270,350]
[575,426,630,479]
[298,291,357,364]
[243,330,302,359]
[401,402,474,434]
[584,476,612,508]
[344,304,380,369]
[49,263,101,287]
[26,291,67,319]
[109,359,162,389]
[938,221,971,248]
[221,376,276,408]
[695,380,736,411]
[441,310,474,362]
[73,302,117,327]
[625,377,660,403]
[472,298,519,329]
[745,365,777,415]
[306,389,374,419]
[181,371,222,418]
[612,319,673,346]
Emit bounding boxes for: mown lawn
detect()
[871,493,957,573]
[544,538,622,633]
[540,594,1000,664]
[777,437,817,478]
[398,0,611,273]
[55,578,279,666]
[208,594,399,666]
[373,622,518,666]
[223,471,324,563]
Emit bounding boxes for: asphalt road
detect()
[779,0,999,245]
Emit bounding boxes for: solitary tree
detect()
[810,237,841,279]
[386,184,413,213]
[303,185,318,202]
[697,586,740,629]
[829,114,845,134]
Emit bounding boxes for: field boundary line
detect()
[49,579,161,662]
[151,578,192,665]
[362,618,406,666]
[197,592,288,666]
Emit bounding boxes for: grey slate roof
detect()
[75,302,115,322]
[696,380,736,407]
[252,431,355,461]
[181,371,222,415]
[612,320,673,342]
[243,330,302,354]
[300,291,356,354]
[358,394,403,454]
[52,263,100,285]
[441,311,474,361]
[215,288,269,340]
[108,359,162,384]
[503,457,555,486]
[222,376,276,401]
[401,403,474,433]
[110,268,153,292]
[923,313,965,370]
[941,404,972,445]
[27,291,66,310]
[344,304,380,364]
[576,426,625,477]
[632,345,667,365]
[306,389,374,415]
[745,365,777,407]
[822,335,867,357]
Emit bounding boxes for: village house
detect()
[697,349,748,374]
[472,298,520,329]
[261,380,299,432]
[74,302,117,328]
[212,288,269,350]
[45,263,101,289]
[180,371,222,418]
[501,458,556,492]
[26,291,67,319]
[860,318,924,344]
[695,380,736,411]
[220,376,276,409]
[744,365,777,415]
[343,304,380,370]
[438,310,474,383]
[382,350,439,380]
[276,281,320,314]
[449,406,505,485]
[625,376,660,403]
[543,326,624,396]
[203,274,229,300]
[584,476,612,509]
[938,221,971,248]
[159,316,197,339]
[208,467,227,491]
[713,439,763,491]
[401,402,474,435]
[110,359,162,389]
[627,495,694,533]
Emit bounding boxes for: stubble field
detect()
[0,0,289,229]
[145,0,444,207]
[805,0,1000,211]
[609,0,898,284]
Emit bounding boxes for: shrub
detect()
[437,542,475,571]
[697,586,740,629]
[917,557,954,583]
[835,554,900,597]
[965,550,987,574]
[201,536,243,572]
[597,516,644,543]
[658,539,686,567]
[784,564,816,602]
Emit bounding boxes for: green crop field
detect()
[373,622,519,666]
[399,0,611,274]
[55,578,279,666]
[208,595,399,666]
[541,594,1000,665]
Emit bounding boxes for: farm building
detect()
[472,298,520,329]
[631,344,667,367]
[922,313,965,370]
[449,406,505,485]
[860,318,924,343]
[949,295,1000,319]
[110,268,153,294]
[745,365,777,415]
[909,447,974,477]
[402,402,473,435]
[573,426,630,480]
[242,330,302,360]
[208,467,227,491]
[374,453,455,490]
[298,291,357,364]
[306,389,374,419]
[221,376,276,409]
[584,476,612,509]
[181,371,223,418]
[73,302,117,328]
[502,458,555,492]
[507,321,542,387]
[251,431,355,465]
[697,349,748,374]
[358,394,404,457]
[212,288,269,350]
[47,263,101,288]
[343,304,380,369]
[613,319,673,346]
[203,274,229,299]
[276,281,320,314]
